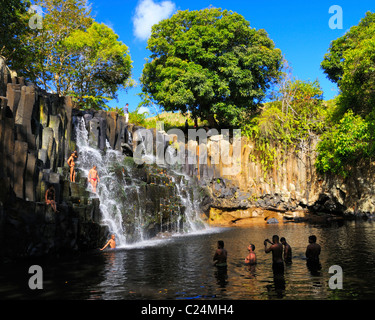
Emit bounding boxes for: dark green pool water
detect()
[1,219,375,300]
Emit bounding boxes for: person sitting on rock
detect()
[45,185,58,213]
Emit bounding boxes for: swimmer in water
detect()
[245,243,257,265]
[213,240,227,267]
[100,234,116,250]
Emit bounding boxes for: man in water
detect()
[100,234,116,250]
[88,165,100,193]
[280,237,292,264]
[264,235,284,274]
[245,243,257,265]
[67,150,78,182]
[213,240,227,267]
[306,235,321,272]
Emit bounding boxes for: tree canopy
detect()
[15,0,133,109]
[141,8,283,127]
[0,0,31,70]
[321,11,375,118]
[318,11,375,177]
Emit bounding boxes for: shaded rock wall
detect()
[0,58,121,259]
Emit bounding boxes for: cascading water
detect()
[74,117,208,247]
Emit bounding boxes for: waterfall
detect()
[74,117,208,247]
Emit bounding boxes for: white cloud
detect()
[132,0,176,41]
[138,106,150,114]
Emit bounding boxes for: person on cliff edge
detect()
[67,150,78,182]
[124,103,129,123]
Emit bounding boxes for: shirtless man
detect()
[88,165,100,193]
[213,240,227,267]
[306,235,321,271]
[100,234,116,250]
[264,235,284,274]
[280,237,292,264]
[245,243,257,265]
[67,151,78,182]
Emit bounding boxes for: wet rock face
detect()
[0,58,112,259]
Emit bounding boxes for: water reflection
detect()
[1,220,375,299]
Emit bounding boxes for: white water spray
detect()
[74,117,208,247]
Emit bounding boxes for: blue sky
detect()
[89,0,375,115]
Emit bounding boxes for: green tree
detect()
[141,8,283,128]
[321,11,375,118]
[244,79,327,172]
[63,22,133,109]
[22,0,93,95]
[0,0,31,70]
[21,0,133,109]
[316,110,375,177]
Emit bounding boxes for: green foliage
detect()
[22,0,93,93]
[0,0,31,70]
[321,11,375,118]
[316,110,375,177]
[318,11,375,177]
[141,7,283,127]
[243,79,327,172]
[63,22,133,109]
[20,0,133,109]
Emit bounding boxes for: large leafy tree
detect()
[321,11,375,118]
[141,8,283,127]
[22,0,93,94]
[21,0,133,109]
[0,0,31,70]
[63,22,133,108]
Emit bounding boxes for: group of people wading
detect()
[44,150,100,213]
[213,234,322,277]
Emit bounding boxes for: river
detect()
[1,218,375,300]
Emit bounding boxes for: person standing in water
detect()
[213,240,227,267]
[264,235,284,274]
[88,165,100,193]
[306,235,321,273]
[245,243,257,265]
[280,237,292,264]
[100,234,116,250]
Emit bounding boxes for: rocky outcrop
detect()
[194,134,375,225]
[0,58,112,259]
